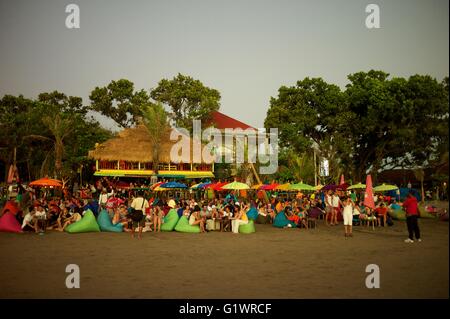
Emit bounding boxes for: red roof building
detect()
[207,111,255,130]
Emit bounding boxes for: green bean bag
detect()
[174,216,200,233]
[418,205,436,219]
[97,209,123,232]
[161,209,180,231]
[239,220,255,234]
[66,210,100,233]
[273,211,296,228]
[389,208,406,221]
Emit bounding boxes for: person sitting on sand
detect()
[231,203,249,234]
[285,206,300,228]
[152,203,165,233]
[33,203,47,233]
[57,207,82,231]
[189,205,206,233]
[294,205,309,229]
[21,206,36,231]
[375,202,388,227]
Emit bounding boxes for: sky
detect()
[0,0,448,131]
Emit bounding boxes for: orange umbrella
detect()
[364,175,375,209]
[29,177,63,188]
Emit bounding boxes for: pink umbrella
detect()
[364,175,375,209]
[340,174,345,185]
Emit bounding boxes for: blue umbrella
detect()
[160,182,188,189]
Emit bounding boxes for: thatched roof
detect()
[88,125,209,164]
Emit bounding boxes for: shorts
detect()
[343,211,353,226]
[132,217,145,228]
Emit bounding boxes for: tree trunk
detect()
[55,140,63,178]
[421,179,425,203]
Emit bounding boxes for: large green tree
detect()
[264,77,350,182]
[150,73,221,131]
[89,79,151,128]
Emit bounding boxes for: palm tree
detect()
[142,103,169,177]
[24,113,74,178]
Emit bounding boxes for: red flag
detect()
[364,174,375,209]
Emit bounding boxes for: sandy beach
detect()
[0,217,447,299]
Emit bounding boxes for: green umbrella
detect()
[289,182,315,191]
[347,183,366,190]
[221,181,250,190]
[373,183,399,192]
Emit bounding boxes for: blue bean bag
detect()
[161,209,180,231]
[174,216,200,233]
[273,211,296,228]
[66,210,100,233]
[239,220,256,234]
[84,201,99,216]
[97,209,123,232]
[246,207,258,221]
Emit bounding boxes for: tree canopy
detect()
[150,73,221,131]
[265,71,449,183]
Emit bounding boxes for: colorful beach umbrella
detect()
[160,182,188,189]
[347,183,366,190]
[321,184,338,191]
[275,183,291,191]
[29,177,62,188]
[364,175,375,209]
[260,183,279,190]
[373,184,399,192]
[313,184,323,191]
[289,182,315,191]
[251,183,263,190]
[221,181,250,190]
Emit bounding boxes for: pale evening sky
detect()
[0,0,448,130]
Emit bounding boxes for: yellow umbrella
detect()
[251,183,263,190]
[313,184,323,191]
[275,183,291,191]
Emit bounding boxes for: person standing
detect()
[331,191,341,226]
[403,192,421,243]
[342,196,354,237]
[130,191,149,239]
[325,190,333,225]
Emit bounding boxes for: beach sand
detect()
[0,218,448,299]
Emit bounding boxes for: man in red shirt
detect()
[402,192,421,243]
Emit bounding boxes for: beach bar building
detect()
[88,124,214,179]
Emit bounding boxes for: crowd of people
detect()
[0,177,424,242]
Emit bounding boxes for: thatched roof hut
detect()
[88,124,207,164]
